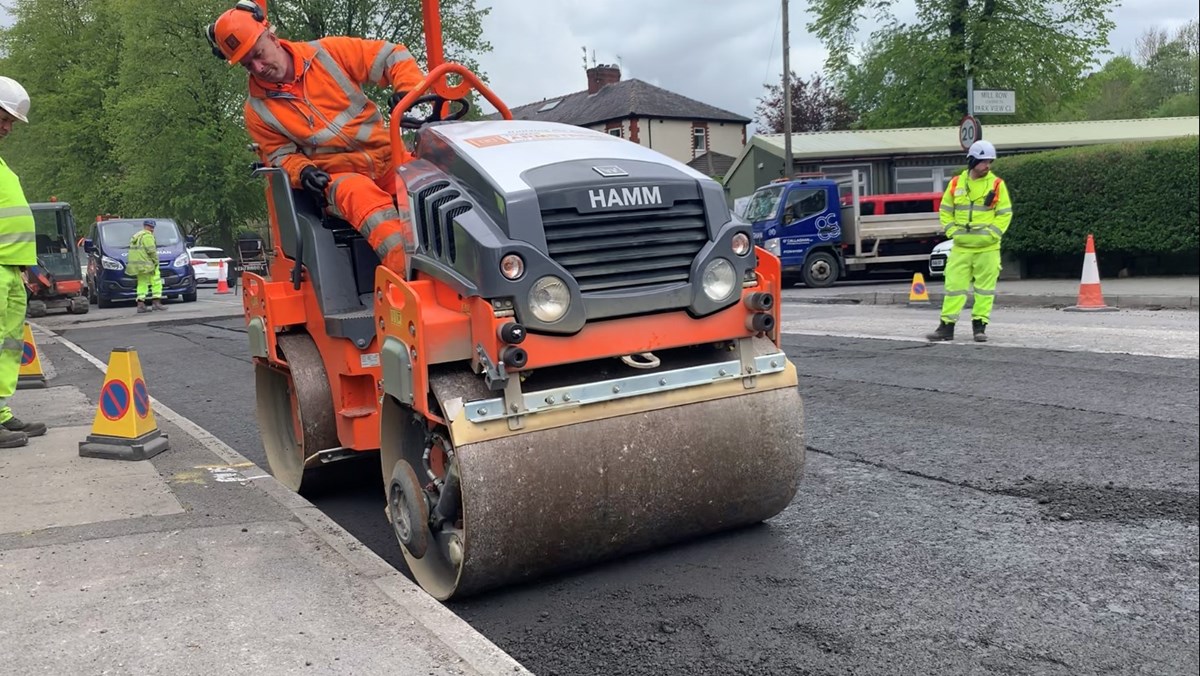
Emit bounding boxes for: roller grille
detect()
[540,199,708,292]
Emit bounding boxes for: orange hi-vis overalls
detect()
[244,37,425,271]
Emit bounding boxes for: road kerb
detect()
[33,321,532,676]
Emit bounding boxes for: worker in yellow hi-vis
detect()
[0,76,48,447]
[127,219,167,313]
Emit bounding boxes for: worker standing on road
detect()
[205,0,427,272]
[0,76,48,447]
[127,219,166,313]
[926,140,1013,343]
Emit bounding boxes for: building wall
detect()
[590,118,745,166]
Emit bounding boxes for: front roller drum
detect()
[384,385,804,600]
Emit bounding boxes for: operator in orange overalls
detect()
[205,1,424,271]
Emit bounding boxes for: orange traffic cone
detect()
[1064,234,1117,312]
[215,259,232,295]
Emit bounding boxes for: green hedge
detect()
[996,136,1199,257]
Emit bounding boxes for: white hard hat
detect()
[967,140,997,161]
[0,76,30,123]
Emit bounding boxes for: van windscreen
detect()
[99,220,183,249]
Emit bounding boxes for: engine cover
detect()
[398,120,752,334]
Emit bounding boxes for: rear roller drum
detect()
[254,333,339,492]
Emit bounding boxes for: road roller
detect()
[242,0,805,600]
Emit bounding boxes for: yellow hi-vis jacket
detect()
[0,155,37,267]
[939,170,1013,252]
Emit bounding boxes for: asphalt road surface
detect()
[52,302,1199,676]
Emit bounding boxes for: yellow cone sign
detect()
[79,347,170,461]
[17,321,47,389]
[908,273,932,307]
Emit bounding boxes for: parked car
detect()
[84,217,197,307]
[928,239,952,278]
[188,246,234,284]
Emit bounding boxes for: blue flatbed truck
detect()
[742,171,944,287]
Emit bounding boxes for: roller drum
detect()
[447,385,804,597]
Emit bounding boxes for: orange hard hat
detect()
[210,2,268,65]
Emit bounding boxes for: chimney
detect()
[586,64,621,94]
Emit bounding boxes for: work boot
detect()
[136,300,150,313]
[926,320,955,342]
[972,319,988,343]
[0,428,28,449]
[3,416,47,438]
[152,298,167,311]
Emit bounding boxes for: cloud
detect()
[473,0,1198,132]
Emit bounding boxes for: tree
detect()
[756,72,856,133]
[0,0,494,249]
[0,0,123,222]
[808,0,1118,127]
[1136,19,1199,117]
[102,0,265,244]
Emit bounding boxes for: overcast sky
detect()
[474,0,1199,131]
[2,1,1195,133]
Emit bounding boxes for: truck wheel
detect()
[98,292,115,309]
[182,291,198,303]
[802,251,839,288]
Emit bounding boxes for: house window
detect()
[895,166,962,194]
[608,128,623,138]
[820,163,872,196]
[692,126,707,152]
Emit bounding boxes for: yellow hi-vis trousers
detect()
[0,264,28,422]
[136,268,163,302]
[940,247,1001,324]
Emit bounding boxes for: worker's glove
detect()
[300,166,332,207]
[388,90,408,113]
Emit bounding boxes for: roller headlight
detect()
[732,232,751,256]
[528,276,570,323]
[500,254,525,280]
[701,258,736,302]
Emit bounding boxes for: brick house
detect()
[489,64,749,173]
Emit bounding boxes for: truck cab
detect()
[83,217,197,307]
[746,174,944,288]
[745,177,846,288]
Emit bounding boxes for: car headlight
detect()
[528,276,570,323]
[701,258,736,302]
[764,238,781,256]
[173,253,189,267]
[101,255,124,271]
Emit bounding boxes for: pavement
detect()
[784,275,1200,310]
[0,323,530,675]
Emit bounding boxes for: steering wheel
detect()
[391,92,471,130]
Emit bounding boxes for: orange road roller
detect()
[241,4,804,601]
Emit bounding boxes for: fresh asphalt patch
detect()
[44,320,1200,676]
